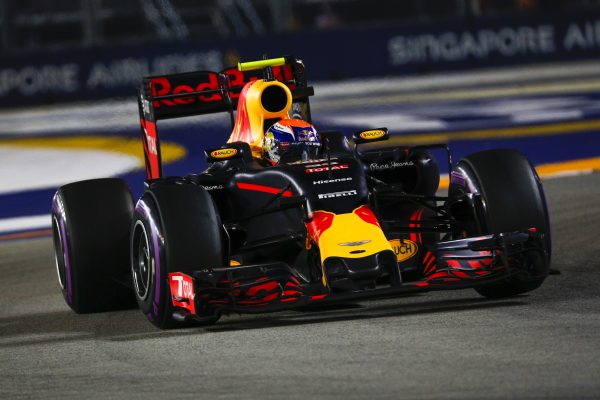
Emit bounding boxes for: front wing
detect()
[168,230,547,321]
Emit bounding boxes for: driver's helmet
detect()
[262,119,320,165]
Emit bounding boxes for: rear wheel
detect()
[51,178,136,313]
[131,183,225,329]
[448,149,551,298]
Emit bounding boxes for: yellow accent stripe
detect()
[440,176,450,190]
[238,57,286,71]
[536,156,600,177]
[0,136,186,167]
[374,119,600,146]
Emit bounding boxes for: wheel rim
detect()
[52,215,67,290]
[132,220,153,301]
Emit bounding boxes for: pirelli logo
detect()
[318,190,357,199]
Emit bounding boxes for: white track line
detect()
[0,215,50,234]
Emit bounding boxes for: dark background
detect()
[2,0,600,107]
[1,0,596,52]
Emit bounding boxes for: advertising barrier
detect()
[1,10,600,107]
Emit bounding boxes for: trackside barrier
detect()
[2,9,600,107]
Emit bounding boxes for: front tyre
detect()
[449,149,551,298]
[131,183,224,329]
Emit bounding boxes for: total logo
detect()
[169,273,195,299]
[142,125,158,156]
[146,135,158,156]
[142,99,151,115]
[313,177,352,185]
[318,189,357,199]
[306,164,349,173]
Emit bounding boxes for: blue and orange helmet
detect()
[262,119,321,164]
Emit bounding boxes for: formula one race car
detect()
[51,56,551,328]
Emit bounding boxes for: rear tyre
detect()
[449,149,551,298]
[51,178,136,313]
[131,183,224,329]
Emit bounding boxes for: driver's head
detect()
[262,119,320,165]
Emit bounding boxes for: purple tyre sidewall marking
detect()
[450,167,478,194]
[135,199,162,322]
[532,166,552,257]
[52,195,73,305]
[59,219,74,304]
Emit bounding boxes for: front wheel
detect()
[131,183,225,329]
[448,149,551,298]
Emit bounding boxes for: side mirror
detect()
[352,128,389,144]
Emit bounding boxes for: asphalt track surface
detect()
[1,172,599,399]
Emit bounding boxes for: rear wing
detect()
[138,56,314,179]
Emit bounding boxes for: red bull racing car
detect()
[51,56,551,328]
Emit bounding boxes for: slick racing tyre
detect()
[449,149,551,298]
[51,178,136,313]
[131,183,224,329]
